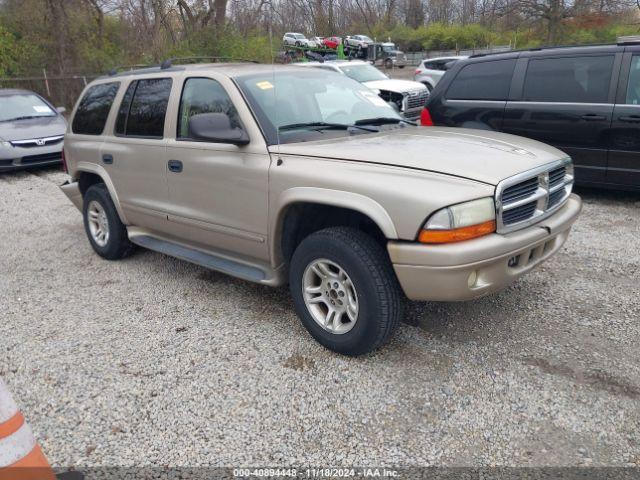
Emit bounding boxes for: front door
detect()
[608,52,640,188]
[502,54,618,184]
[164,76,271,261]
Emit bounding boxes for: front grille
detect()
[404,90,429,110]
[502,177,538,204]
[496,159,574,233]
[549,166,566,189]
[10,135,64,148]
[20,152,62,165]
[547,188,565,208]
[502,201,537,225]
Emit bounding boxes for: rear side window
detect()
[177,77,241,139]
[446,59,516,101]
[72,82,120,135]
[115,78,172,138]
[523,56,614,104]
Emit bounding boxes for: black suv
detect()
[424,39,640,190]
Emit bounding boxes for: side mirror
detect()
[56,107,67,114]
[188,113,249,146]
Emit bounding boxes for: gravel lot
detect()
[1,166,639,469]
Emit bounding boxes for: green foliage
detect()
[0,25,39,76]
[383,23,502,51]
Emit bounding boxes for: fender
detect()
[75,161,129,225]
[271,186,398,264]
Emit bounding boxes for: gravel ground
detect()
[0,166,639,469]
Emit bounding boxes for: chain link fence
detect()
[0,72,100,110]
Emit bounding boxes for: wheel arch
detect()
[271,187,398,266]
[75,164,129,224]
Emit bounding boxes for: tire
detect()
[295,41,301,47]
[384,58,393,69]
[289,227,403,356]
[82,183,135,260]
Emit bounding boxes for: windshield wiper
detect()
[354,117,416,126]
[278,121,378,132]
[0,115,51,122]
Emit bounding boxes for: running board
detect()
[129,234,267,283]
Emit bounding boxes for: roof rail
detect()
[468,42,620,58]
[160,57,260,69]
[617,35,640,45]
[107,64,155,76]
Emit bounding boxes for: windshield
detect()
[235,69,401,145]
[382,44,396,52]
[294,34,306,39]
[361,36,373,42]
[0,93,56,122]
[338,64,388,83]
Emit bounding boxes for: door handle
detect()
[102,154,113,164]
[168,160,183,173]
[580,114,606,121]
[618,115,640,123]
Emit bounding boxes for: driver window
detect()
[177,77,241,139]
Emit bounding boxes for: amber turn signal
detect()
[418,220,496,244]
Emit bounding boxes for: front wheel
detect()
[289,227,403,355]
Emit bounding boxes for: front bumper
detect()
[0,144,63,171]
[388,194,582,301]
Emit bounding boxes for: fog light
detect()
[508,256,519,267]
[467,270,478,288]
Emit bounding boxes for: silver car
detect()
[298,60,429,120]
[414,56,467,92]
[282,32,316,48]
[0,89,67,171]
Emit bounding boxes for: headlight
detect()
[418,197,496,244]
[0,141,11,148]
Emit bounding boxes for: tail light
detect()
[420,107,434,126]
[415,69,421,75]
[61,148,68,173]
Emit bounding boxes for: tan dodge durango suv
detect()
[61,61,582,355]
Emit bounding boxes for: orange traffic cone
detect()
[0,379,56,480]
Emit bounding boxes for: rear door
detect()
[101,77,173,232]
[429,58,516,130]
[502,53,619,184]
[608,50,640,187]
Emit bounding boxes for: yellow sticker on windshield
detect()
[256,81,274,90]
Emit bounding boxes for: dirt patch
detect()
[522,357,640,399]
[283,353,316,372]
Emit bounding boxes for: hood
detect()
[273,127,569,186]
[0,115,67,142]
[364,79,426,94]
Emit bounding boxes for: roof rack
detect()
[107,64,155,76]
[617,36,640,45]
[160,57,260,69]
[469,42,620,58]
